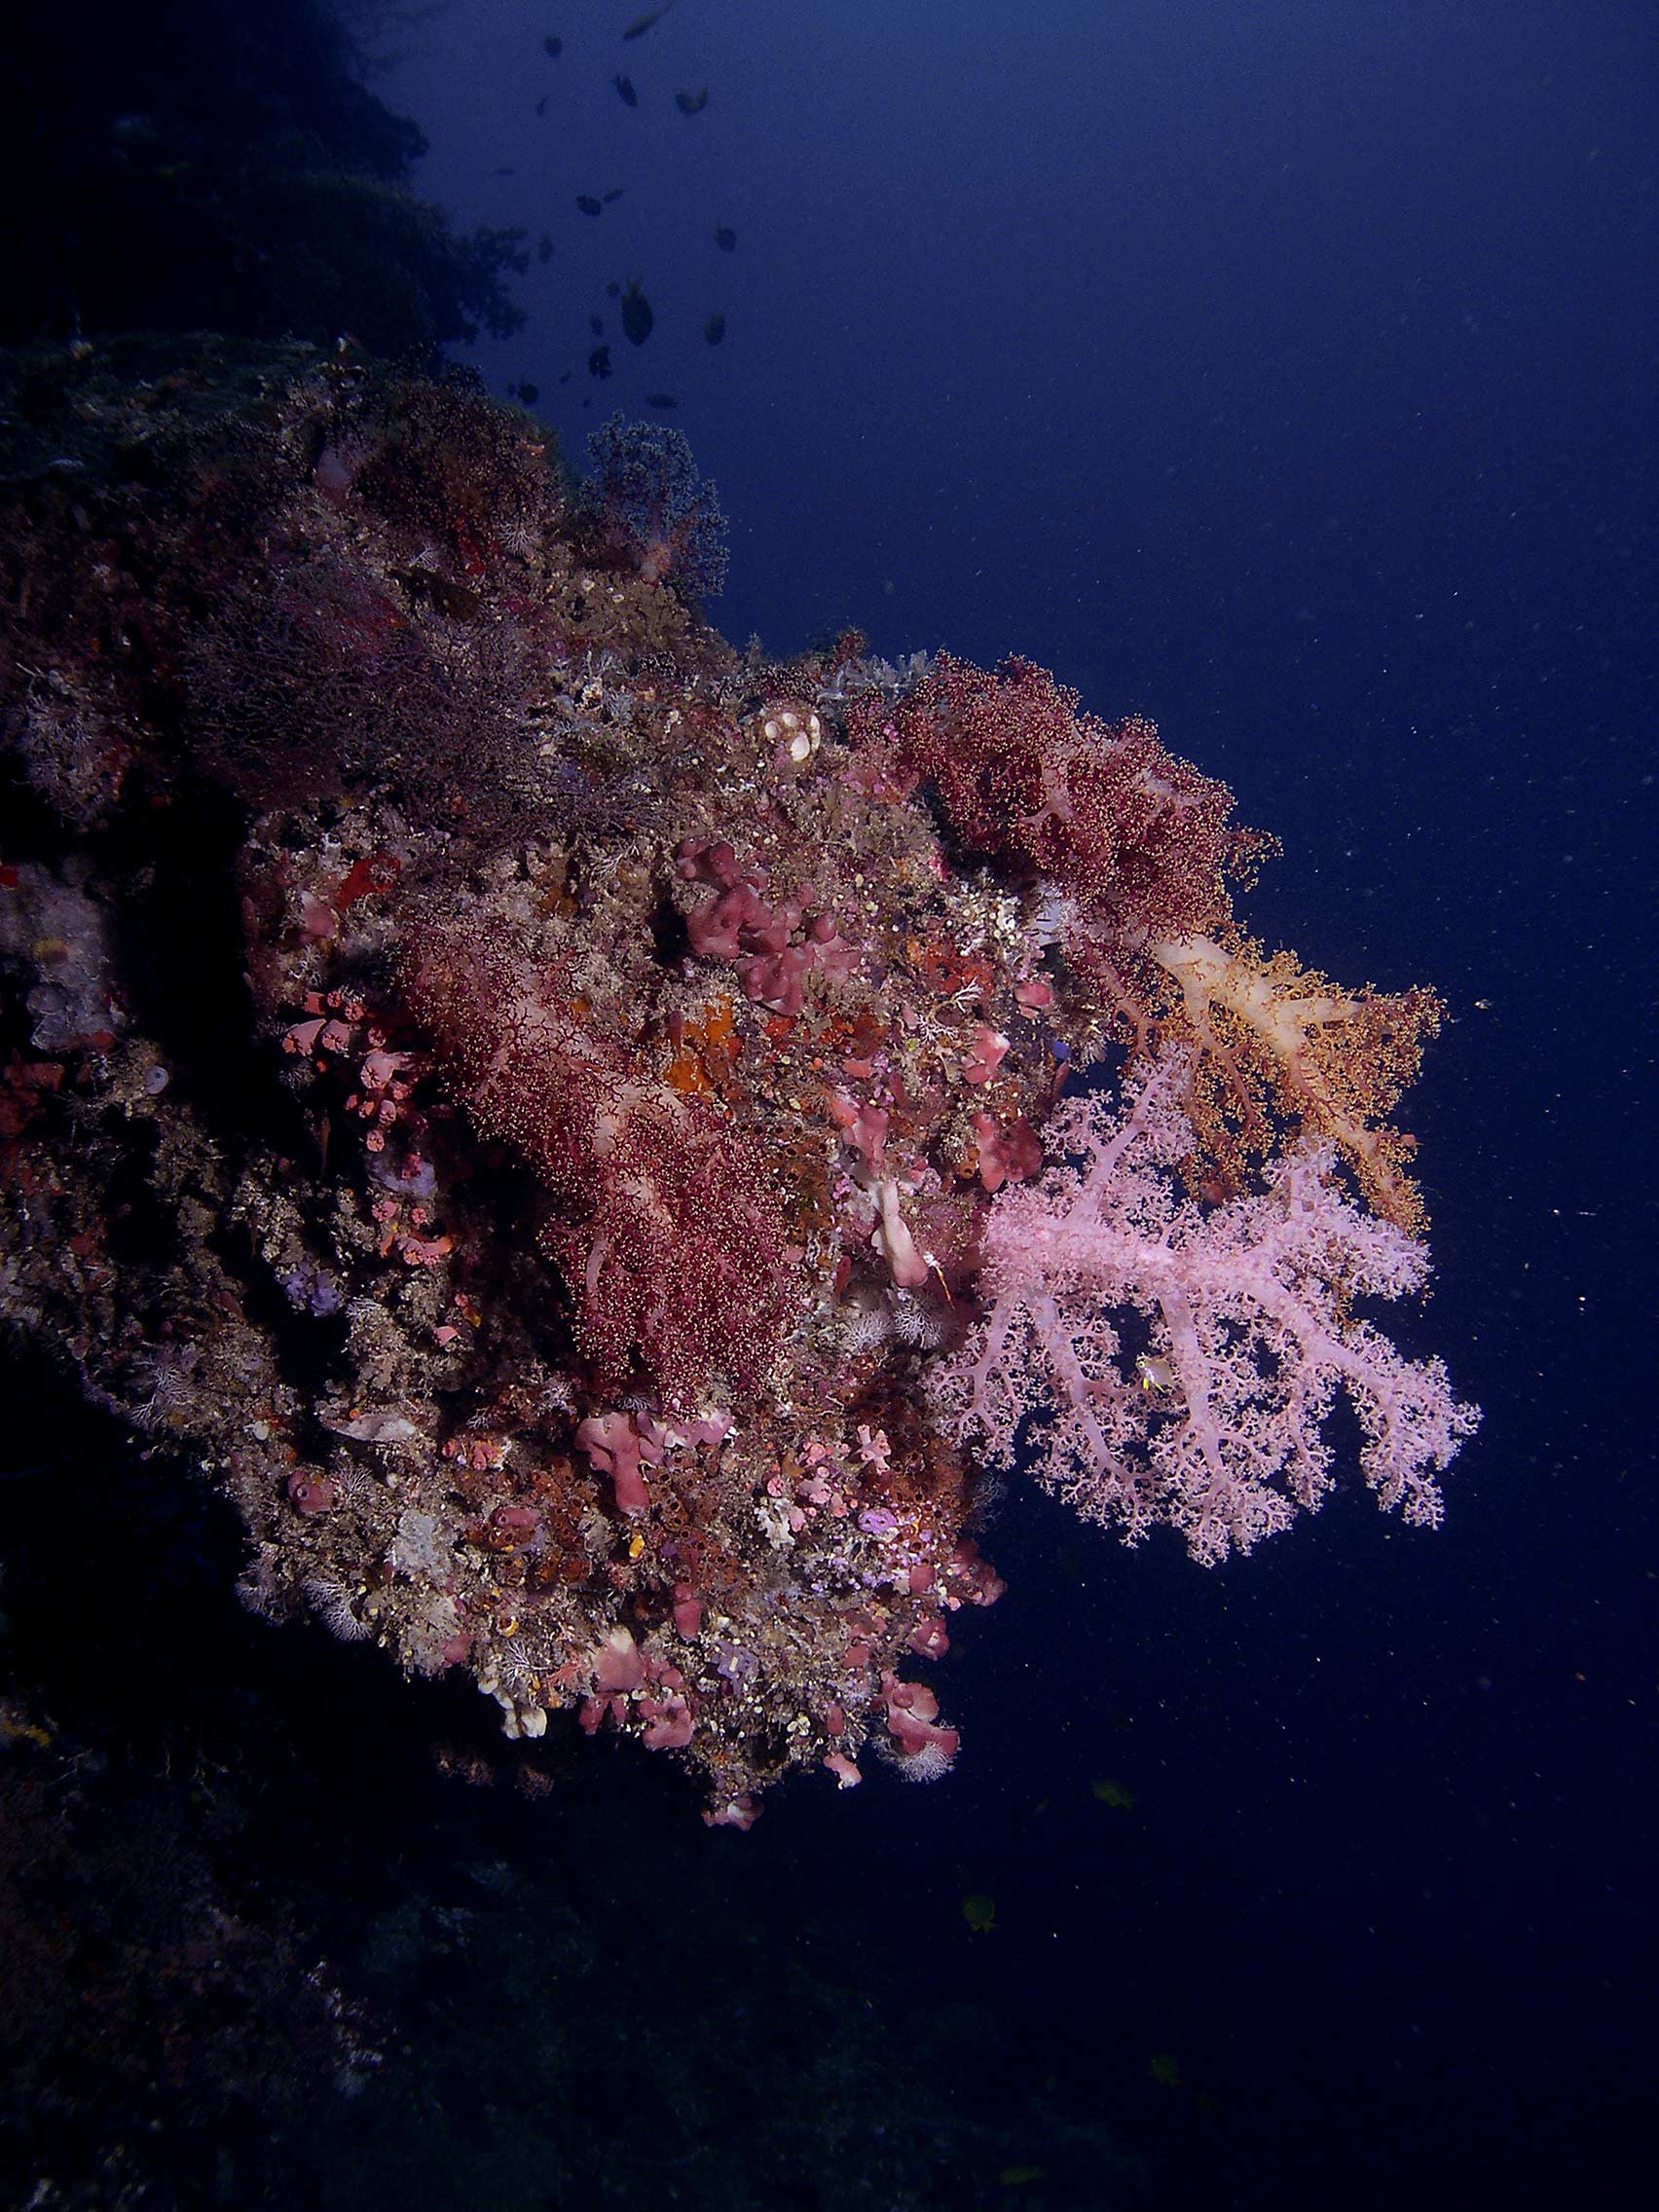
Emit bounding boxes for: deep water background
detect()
[3,3,1654,2207]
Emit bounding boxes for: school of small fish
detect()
[504,11,737,419]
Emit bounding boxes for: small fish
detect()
[961,1892,997,1935]
[537,233,554,263]
[0,1702,55,1748]
[1135,1352,1176,1393]
[588,345,612,380]
[1150,2052,1181,2089]
[703,312,725,346]
[613,73,638,106]
[645,390,679,409]
[514,381,540,405]
[622,0,677,39]
[535,96,547,116]
[542,35,562,57]
[603,187,625,203]
[619,277,653,346]
[558,371,574,385]
[575,194,604,216]
[589,313,605,336]
[1091,1777,1135,1809]
[998,2170,1047,2190]
[714,224,737,251]
[492,165,515,176]
[675,86,710,115]
[605,280,621,299]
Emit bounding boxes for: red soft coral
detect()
[404,927,797,1406]
[849,651,1249,939]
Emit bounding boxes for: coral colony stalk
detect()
[0,344,1477,1825]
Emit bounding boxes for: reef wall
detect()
[0,340,1475,1823]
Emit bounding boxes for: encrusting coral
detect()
[0,338,1475,1824]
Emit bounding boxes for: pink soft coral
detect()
[933,1055,1478,1567]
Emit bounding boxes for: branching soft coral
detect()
[848,651,1256,939]
[585,413,728,602]
[1145,931,1443,1231]
[1066,925,1444,1229]
[932,1054,1478,1567]
[402,925,796,1406]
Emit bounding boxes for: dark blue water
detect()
[3,4,1652,2206]
[382,4,1656,2182]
